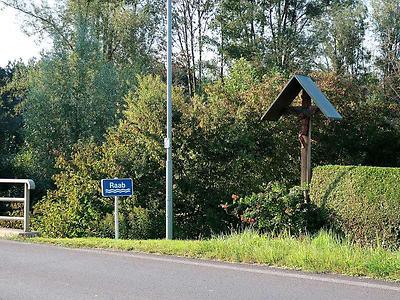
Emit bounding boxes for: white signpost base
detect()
[114,196,119,240]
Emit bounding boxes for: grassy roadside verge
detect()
[22,231,400,281]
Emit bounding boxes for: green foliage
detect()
[2,0,164,71]
[31,68,288,239]
[310,165,400,249]
[97,204,163,240]
[309,72,400,167]
[216,0,329,72]
[223,182,325,235]
[224,58,259,94]
[22,20,124,186]
[314,1,369,75]
[0,63,25,176]
[31,62,400,240]
[0,202,23,230]
[31,141,163,239]
[71,0,164,74]
[371,0,400,102]
[120,205,163,240]
[31,142,118,238]
[0,63,28,224]
[107,69,290,238]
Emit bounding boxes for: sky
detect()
[0,4,51,67]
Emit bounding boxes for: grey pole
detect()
[165,0,173,240]
[23,183,30,232]
[114,196,119,240]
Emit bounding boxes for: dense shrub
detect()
[223,182,325,235]
[309,73,400,168]
[98,205,163,240]
[32,68,288,239]
[31,142,163,239]
[120,205,163,240]
[310,165,400,248]
[31,142,116,237]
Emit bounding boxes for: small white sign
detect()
[164,138,171,149]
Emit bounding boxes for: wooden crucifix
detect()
[261,75,342,200]
[299,90,312,187]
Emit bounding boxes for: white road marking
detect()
[3,240,400,293]
[67,246,400,293]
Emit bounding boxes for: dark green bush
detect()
[310,165,400,248]
[120,205,163,240]
[31,70,289,239]
[31,142,163,239]
[224,182,325,235]
[98,205,163,240]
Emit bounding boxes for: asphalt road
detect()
[0,239,399,300]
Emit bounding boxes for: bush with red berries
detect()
[221,182,326,235]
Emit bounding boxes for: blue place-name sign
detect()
[101,178,133,197]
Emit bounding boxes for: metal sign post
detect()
[101,178,133,240]
[114,196,119,240]
[165,0,173,240]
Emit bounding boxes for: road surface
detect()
[0,239,399,300]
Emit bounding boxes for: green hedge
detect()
[310,165,400,249]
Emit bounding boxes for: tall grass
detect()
[27,231,400,281]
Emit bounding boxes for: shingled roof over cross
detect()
[261,75,343,121]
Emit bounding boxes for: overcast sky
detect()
[0,4,50,67]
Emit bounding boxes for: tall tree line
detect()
[0,0,399,178]
[2,1,400,86]
[168,0,400,102]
